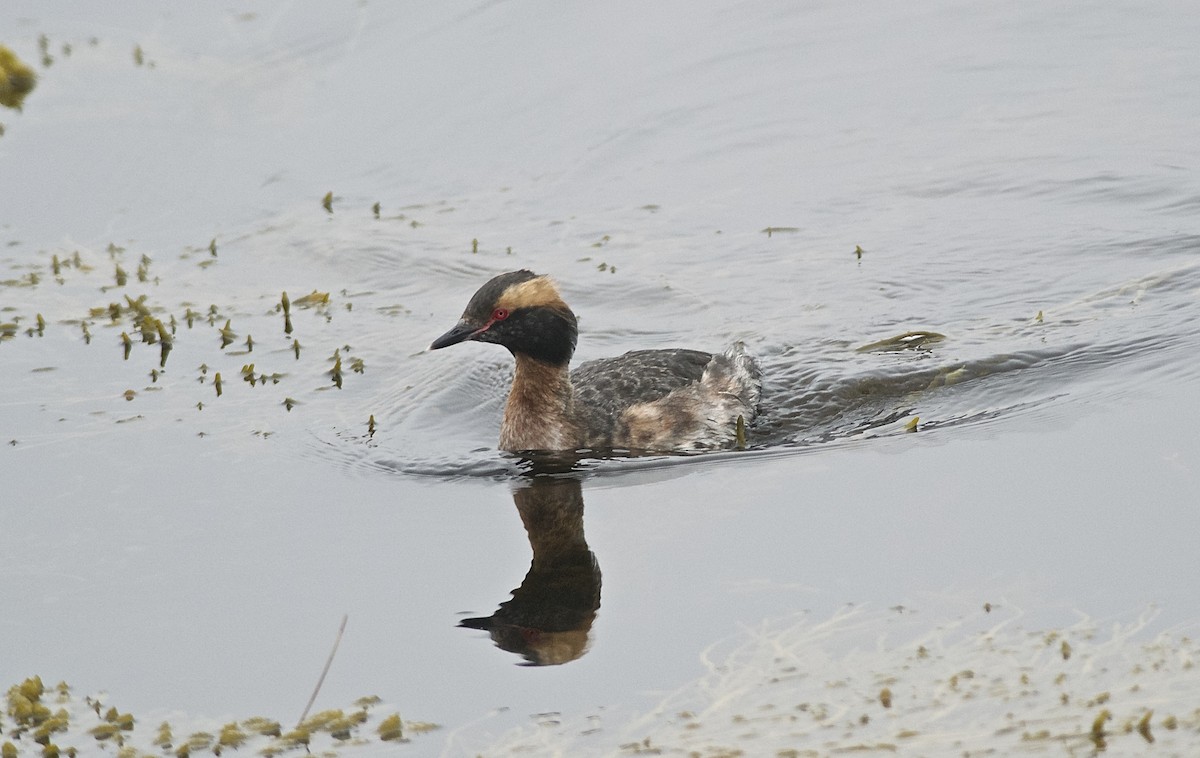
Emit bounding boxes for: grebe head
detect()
[430,270,578,366]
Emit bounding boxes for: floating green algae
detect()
[760,226,800,237]
[856,330,946,353]
[291,290,330,308]
[376,714,402,742]
[0,46,37,110]
[3,242,368,430]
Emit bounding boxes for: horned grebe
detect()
[429,270,761,452]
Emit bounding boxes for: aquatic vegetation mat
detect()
[1,677,436,757]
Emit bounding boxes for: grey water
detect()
[3,1,1199,754]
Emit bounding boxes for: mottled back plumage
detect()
[571,349,712,445]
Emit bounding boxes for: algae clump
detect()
[0,46,37,110]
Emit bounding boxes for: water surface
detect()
[3,1,1199,755]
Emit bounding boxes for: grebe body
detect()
[430,270,761,452]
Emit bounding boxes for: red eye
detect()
[491,308,509,321]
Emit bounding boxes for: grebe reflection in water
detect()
[458,476,600,666]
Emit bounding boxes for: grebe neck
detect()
[499,355,579,452]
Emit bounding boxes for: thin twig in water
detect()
[298,614,348,725]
